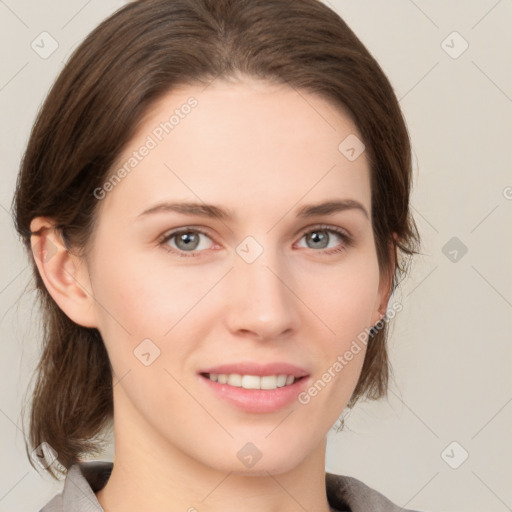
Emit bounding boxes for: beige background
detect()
[1,1,511,511]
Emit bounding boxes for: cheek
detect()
[91,249,210,336]
[89,250,220,383]
[298,255,379,398]
[300,254,380,340]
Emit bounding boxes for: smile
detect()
[202,373,301,390]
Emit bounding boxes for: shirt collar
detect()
[60,462,111,511]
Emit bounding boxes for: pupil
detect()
[309,230,328,248]
[178,232,198,250]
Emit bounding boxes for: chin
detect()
[200,440,310,477]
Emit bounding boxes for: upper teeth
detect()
[207,373,296,390]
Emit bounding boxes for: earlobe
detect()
[29,217,98,328]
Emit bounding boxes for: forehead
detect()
[100,78,371,222]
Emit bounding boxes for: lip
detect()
[199,362,310,378]
[197,362,311,414]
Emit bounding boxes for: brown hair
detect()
[13,0,420,480]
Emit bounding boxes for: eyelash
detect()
[158,224,353,259]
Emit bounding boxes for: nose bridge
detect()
[225,236,299,339]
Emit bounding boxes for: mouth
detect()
[197,363,311,413]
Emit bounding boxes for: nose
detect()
[223,247,300,341]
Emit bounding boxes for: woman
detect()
[14,0,422,510]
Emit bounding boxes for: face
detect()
[81,78,389,475]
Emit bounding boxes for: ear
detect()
[370,234,397,326]
[29,217,98,328]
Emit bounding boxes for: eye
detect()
[295,224,353,255]
[159,227,215,257]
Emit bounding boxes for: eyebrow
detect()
[137,199,369,221]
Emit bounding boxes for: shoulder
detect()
[38,461,112,512]
[326,472,427,512]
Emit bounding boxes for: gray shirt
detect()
[38,461,423,512]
